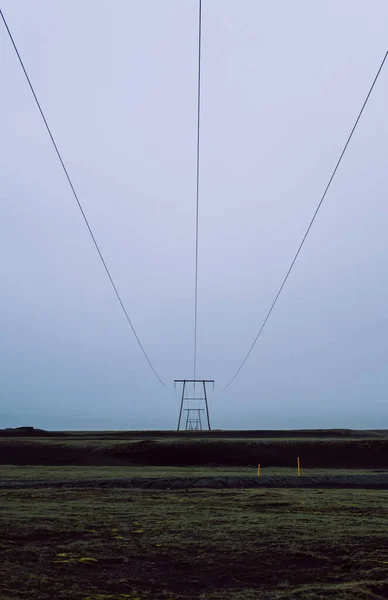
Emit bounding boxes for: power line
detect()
[193,0,202,380]
[1,9,171,391]
[221,50,388,392]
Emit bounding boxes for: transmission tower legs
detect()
[174,380,213,431]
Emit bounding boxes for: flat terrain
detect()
[1,485,388,599]
[2,465,388,480]
[2,428,388,469]
[1,429,388,599]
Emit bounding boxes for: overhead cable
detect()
[1,9,171,390]
[221,50,388,392]
[193,0,203,380]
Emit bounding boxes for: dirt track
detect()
[2,474,388,489]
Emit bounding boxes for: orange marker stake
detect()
[297,456,301,477]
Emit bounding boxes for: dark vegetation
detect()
[2,429,388,599]
[1,429,388,468]
[2,427,387,438]
[3,474,388,491]
[1,486,388,599]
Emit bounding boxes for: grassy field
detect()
[1,430,388,598]
[1,485,388,599]
[1,465,388,480]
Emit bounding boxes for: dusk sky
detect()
[1,1,387,430]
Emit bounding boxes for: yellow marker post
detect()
[297,456,301,477]
[258,464,261,477]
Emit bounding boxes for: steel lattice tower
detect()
[174,380,213,431]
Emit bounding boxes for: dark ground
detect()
[2,428,388,469]
[2,429,388,599]
[3,474,388,490]
[1,486,388,599]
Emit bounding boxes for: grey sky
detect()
[1,1,387,430]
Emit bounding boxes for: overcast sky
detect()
[1,1,387,430]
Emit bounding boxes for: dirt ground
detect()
[1,485,388,599]
[2,473,388,490]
